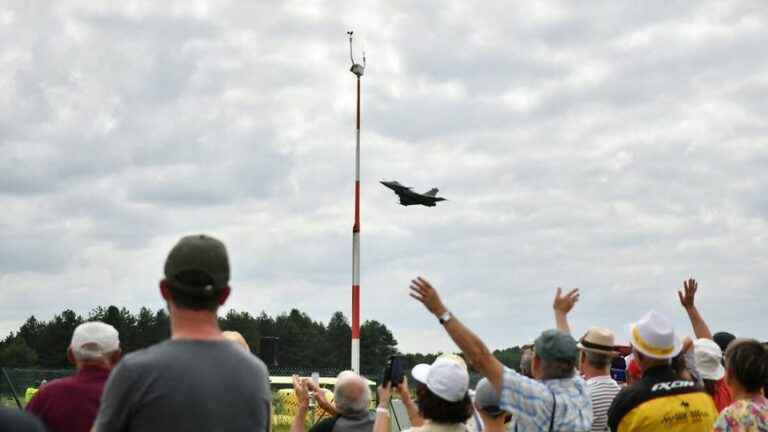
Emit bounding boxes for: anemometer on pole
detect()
[348,30,364,374]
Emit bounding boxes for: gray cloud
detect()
[0,0,766,354]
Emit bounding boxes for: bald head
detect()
[334,371,371,415]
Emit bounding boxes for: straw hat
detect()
[577,327,618,356]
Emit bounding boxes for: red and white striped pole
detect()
[348,31,365,374]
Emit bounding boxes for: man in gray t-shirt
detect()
[94,234,272,432]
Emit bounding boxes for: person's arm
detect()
[372,384,392,432]
[409,277,505,392]
[291,375,309,432]
[24,387,43,414]
[553,287,579,335]
[305,379,338,416]
[678,278,713,340]
[395,376,423,427]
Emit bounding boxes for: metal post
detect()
[348,31,365,374]
[2,367,23,409]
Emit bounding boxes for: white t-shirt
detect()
[586,375,621,432]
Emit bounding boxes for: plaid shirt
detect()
[500,367,593,432]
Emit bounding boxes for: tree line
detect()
[0,306,523,376]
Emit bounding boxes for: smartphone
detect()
[309,372,320,407]
[381,356,404,387]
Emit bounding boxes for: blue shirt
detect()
[500,367,592,431]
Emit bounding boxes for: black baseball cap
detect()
[713,332,736,353]
[164,234,230,297]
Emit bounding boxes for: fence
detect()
[1,368,72,408]
[1,365,485,409]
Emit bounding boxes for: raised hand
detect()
[292,375,309,409]
[395,375,410,398]
[553,287,580,315]
[377,383,392,408]
[409,277,448,317]
[678,278,698,309]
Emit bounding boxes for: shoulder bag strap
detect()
[548,387,557,432]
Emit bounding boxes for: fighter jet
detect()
[380,180,447,207]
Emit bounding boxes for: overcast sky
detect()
[1,1,766,355]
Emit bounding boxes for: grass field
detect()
[1,395,24,409]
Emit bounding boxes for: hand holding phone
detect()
[381,356,405,387]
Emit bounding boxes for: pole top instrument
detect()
[348,31,365,77]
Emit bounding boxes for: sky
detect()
[0,1,766,355]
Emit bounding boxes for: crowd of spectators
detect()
[0,234,765,432]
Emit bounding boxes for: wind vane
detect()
[348,31,365,77]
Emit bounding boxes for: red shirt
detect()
[26,366,111,432]
[713,378,733,412]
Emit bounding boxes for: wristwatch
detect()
[438,311,453,324]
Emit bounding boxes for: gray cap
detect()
[164,234,230,297]
[474,378,505,416]
[535,329,578,362]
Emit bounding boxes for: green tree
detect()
[34,310,83,367]
[134,307,156,349]
[149,309,170,344]
[219,310,261,354]
[360,320,398,375]
[493,346,523,370]
[272,309,326,368]
[323,312,351,369]
[0,337,38,367]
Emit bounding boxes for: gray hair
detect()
[539,358,576,380]
[334,371,371,415]
[584,351,612,369]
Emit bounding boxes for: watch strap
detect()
[438,311,452,324]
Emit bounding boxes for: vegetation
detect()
[0,306,524,376]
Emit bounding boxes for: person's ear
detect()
[160,279,171,301]
[217,286,231,305]
[723,367,734,388]
[532,354,542,379]
[67,348,76,366]
[110,350,122,366]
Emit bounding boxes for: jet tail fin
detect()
[423,188,439,197]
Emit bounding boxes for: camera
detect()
[381,355,405,387]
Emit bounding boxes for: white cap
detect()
[629,310,683,360]
[411,357,469,402]
[70,321,120,360]
[693,338,725,381]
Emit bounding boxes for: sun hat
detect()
[411,356,469,402]
[474,378,505,416]
[164,234,230,297]
[693,338,725,381]
[629,310,683,360]
[70,321,120,359]
[577,327,618,356]
[535,329,578,362]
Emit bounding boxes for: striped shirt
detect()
[586,375,621,432]
[500,367,592,431]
